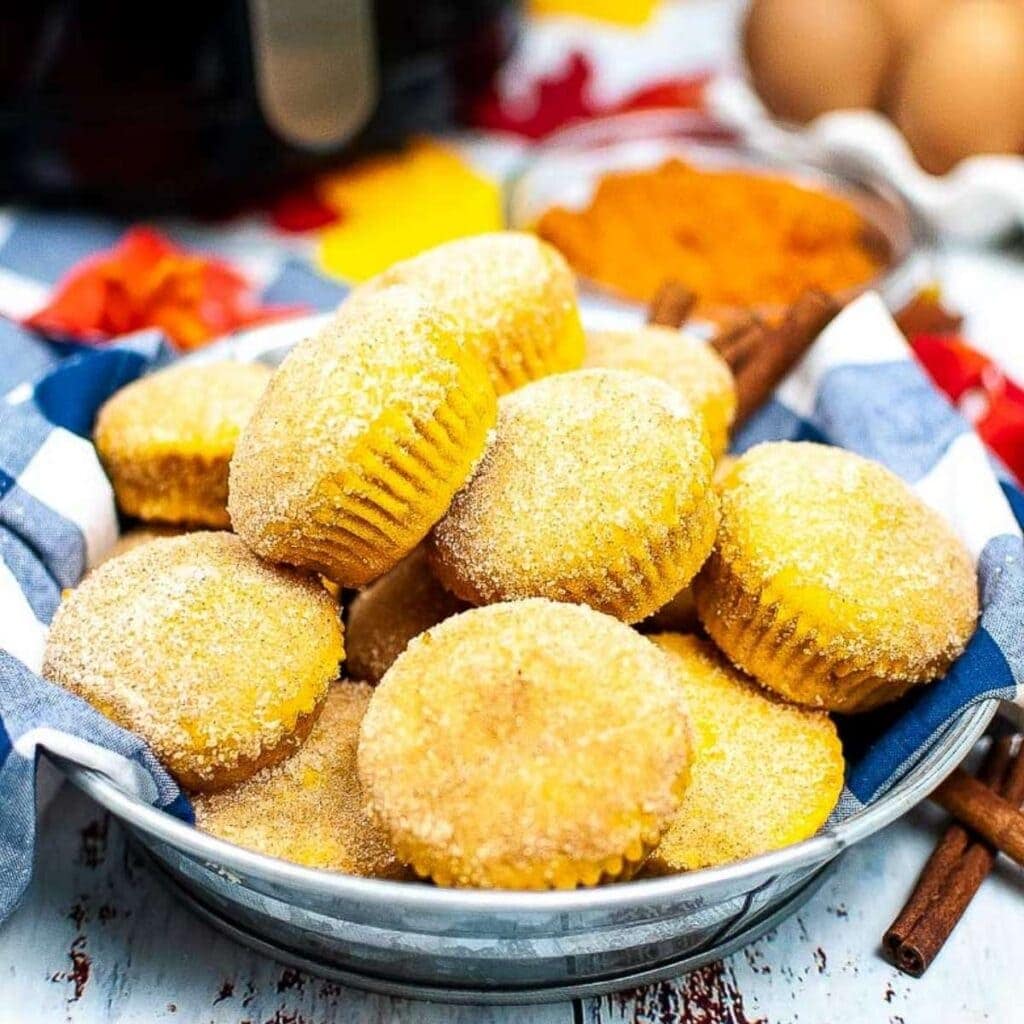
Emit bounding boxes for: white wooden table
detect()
[3,777,1019,1023]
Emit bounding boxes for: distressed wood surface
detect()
[2,781,1019,1023]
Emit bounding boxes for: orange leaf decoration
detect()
[24,227,304,351]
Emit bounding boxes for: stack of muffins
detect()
[43,231,979,889]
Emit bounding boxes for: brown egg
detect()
[874,0,950,52]
[743,0,893,123]
[891,0,1024,173]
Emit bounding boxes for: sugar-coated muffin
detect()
[94,362,272,527]
[693,442,978,713]
[346,546,469,684]
[43,532,343,791]
[343,232,585,395]
[357,599,693,889]
[194,683,407,878]
[229,287,497,587]
[584,327,736,457]
[429,369,719,623]
[645,634,844,872]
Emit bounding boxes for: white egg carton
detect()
[708,76,1024,245]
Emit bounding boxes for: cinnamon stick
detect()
[880,737,1024,974]
[710,313,765,373]
[731,288,841,427]
[647,280,697,328]
[883,736,1016,974]
[930,767,1024,865]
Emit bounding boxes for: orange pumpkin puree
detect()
[535,158,884,311]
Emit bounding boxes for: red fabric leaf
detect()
[23,226,304,351]
[470,51,709,140]
[910,330,1024,485]
[910,334,990,402]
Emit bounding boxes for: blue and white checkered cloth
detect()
[1,236,1022,922]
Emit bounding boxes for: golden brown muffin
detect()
[229,287,497,587]
[194,683,406,878]
[645,634,844,873]
[358,599,693,889]
[584,327,736,458]
[346,546,469,683]
[693,442,978,713]
[343,232,585,395]
[94,361,272,527]
[429,369,719,624]
[43,532,343,791]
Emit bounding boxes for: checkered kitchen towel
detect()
[1,281,1022,920]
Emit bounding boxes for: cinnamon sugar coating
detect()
[228,287,497,587]
[584,327,736,458]
[429,369,719,623]
[357,599,693,889]
[645,634,844,873]
[43,532,343,790]
[194,683,406,878]
[693,442,978,713]
[346,546,469,684]
[343,232,585,395]
[94,362,272,527]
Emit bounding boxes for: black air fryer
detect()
[0,0,518,211]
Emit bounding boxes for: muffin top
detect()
[357,599,693,889]
[713,441,977,671]
[584,327,736,457]
[348,231,584,393]
[43,532,343,789]
[646,633,844,872]
[95,361,271,457]
[429,368,717,622]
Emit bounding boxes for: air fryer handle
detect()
[248,0,378,151]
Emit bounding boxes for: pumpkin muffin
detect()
[693,442,978,713]
[645,634,844,873]
[229,287,497,587]
[429,369,719,623]
[584,326,736,458]
[94,361,272,527]
[194,683,406,878]
[343,232,585,395]
[43,532,343,791]
[357,599,693,889]
[346,546,469,684]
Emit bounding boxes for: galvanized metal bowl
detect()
[55,315,998,1004]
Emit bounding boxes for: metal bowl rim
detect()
[56,691,996,916]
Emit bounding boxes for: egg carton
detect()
[708,76,1024,246]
